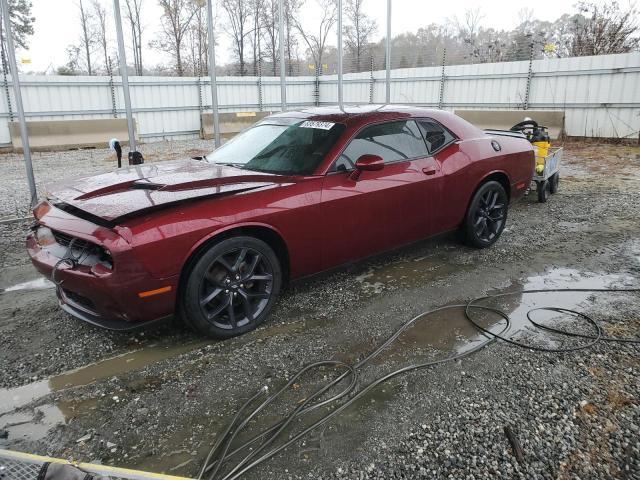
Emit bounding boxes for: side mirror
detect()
[350,154,384,181]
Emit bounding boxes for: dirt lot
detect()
[0,140,639,479]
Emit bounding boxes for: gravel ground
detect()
[0,140,212,218]
[0,139,639,479]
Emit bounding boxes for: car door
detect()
[416,118,460,233]
[319,119,438,270]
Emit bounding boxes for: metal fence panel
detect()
[0,52,638,144]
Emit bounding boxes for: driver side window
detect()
[333,120,428,172]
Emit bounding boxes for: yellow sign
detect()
[21,57,32,64]
[543,43,557,53]
[308,64,316,70]
[236,112,256,117]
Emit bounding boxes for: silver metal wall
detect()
[0,51,637,143]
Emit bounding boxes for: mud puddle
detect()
[0,341,211,415]
[479,267,637,346]
[356,252,469,293]
[0,340,211,447]
[347,267,636,369]
[0,314,327,448]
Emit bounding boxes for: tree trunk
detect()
[176,46,183,76]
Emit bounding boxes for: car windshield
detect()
[205,118,346,175]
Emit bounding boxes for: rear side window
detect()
[333,120,428,171]
[418,119,456,154]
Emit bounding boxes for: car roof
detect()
[269,104,442,125]
[267,105,480,138]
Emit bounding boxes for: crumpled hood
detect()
[45,159,295,223]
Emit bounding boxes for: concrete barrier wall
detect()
[454,110,565,139]
[200,111,272,140]
[8,118,136,151]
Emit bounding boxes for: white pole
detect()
[113,0,136,151]
[278,0,286,110]
[1,0,36,206]
[385,0,391,104]
[206,0,221,147]
[337,0,343,109]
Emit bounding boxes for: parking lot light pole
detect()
[1,0,36,207]
[206,0,221,148]
[337,0,343,109]
[113,0,136,151]
[385,0,391,104]
[278,0,286,111]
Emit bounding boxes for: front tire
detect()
[463,181,508,248]
[181,236,282,339]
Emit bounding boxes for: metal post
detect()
[206,0,221,147]
[369,55,374,104]
[113,0,136,151]
[385,0,391,104]
[337,0,343,109]
[1,0,36,206]
[257,56,263,111]
[438,48,446,109]
[278,0,286,110]
[107,57,118,118]
[523,41,534,110]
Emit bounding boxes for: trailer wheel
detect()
[549,173,560,194]
[537,180,550,203]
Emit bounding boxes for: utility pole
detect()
[278,0,286,110]
[113,0,136,151]
[1,0,36,206]
[337,0,343,109]
[385,0,391,104]
[206,0,221,147]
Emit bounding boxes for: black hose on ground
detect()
[198,287,640,479]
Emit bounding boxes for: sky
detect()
[21,0,598,74]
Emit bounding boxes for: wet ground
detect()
[0,140,639,479]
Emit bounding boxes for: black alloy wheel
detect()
[182,236,282,338]
[463,180,508,248]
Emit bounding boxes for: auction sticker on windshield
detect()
[299,121,335,130]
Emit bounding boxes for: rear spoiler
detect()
[484,129,527,140]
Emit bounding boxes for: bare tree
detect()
[222,0,251,75]
[186,0,207,75]
[284,0,302,74]
[124,0,145,75]
[260,0,278,75]
[92,0,110,72]
[77,0,95,74]
[249,0,264,75]
[344,0,376,72]
[293,0,336,73]
[571,1,640,55]
[153,0,198,75]
[463,7,484,40]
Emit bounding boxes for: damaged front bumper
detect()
[26,201,178,330]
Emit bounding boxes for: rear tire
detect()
[180,236,282,339]
[537,180,550,203]
[463,181,508,249]
[549,173,559,194]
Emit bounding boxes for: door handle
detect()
[422,168,437,176]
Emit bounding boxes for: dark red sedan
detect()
[27,106,534,337]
